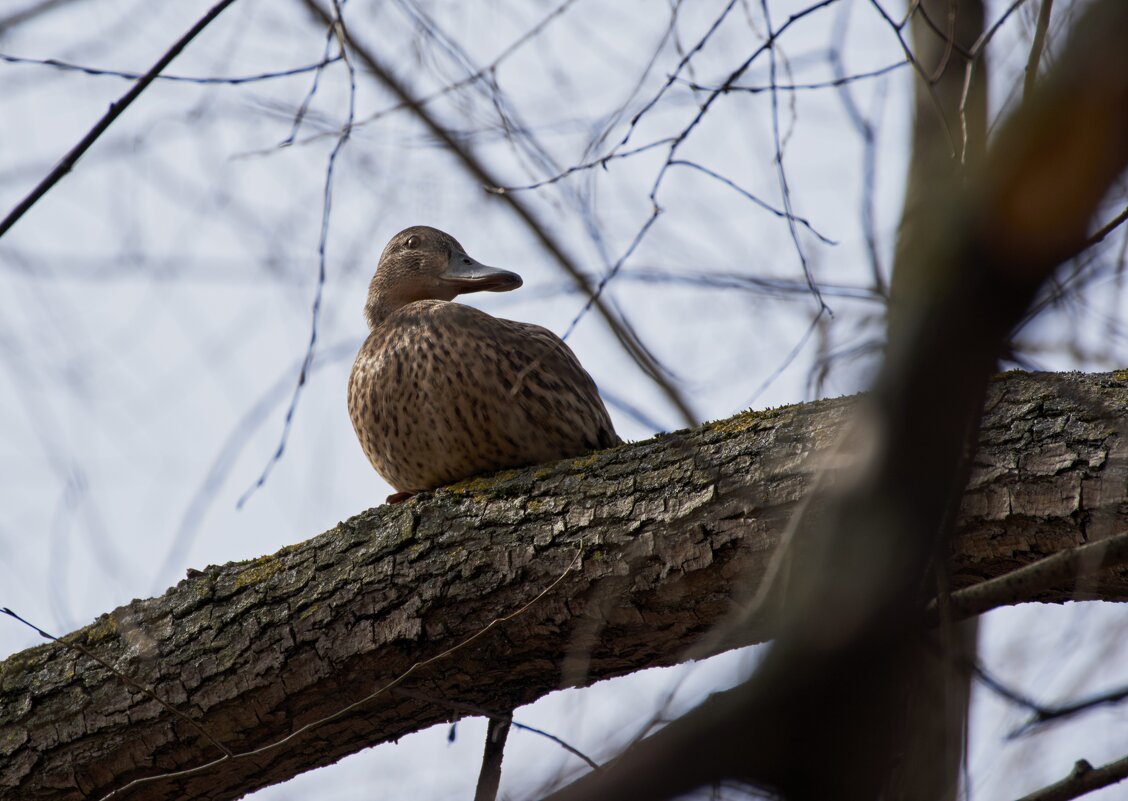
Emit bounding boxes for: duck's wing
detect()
[484,315,622,450]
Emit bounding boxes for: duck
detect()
[348,225,622,503]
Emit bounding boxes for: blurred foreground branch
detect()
[3,369,1128,800]
[544,0,1128,798]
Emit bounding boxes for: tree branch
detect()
[0,0,241,240]
[2,369,1128,800]
[1024,0,1054,100]
[932,531,1128,624]
[1016,755,1128,801]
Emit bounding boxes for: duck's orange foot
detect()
[386,491,415,504]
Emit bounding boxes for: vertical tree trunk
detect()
[886,1,987,798]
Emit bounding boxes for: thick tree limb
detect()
[2,369,1128,800]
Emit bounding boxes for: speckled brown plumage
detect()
[349,226,620,499]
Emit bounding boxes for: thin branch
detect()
[911,0,973,60]
[1013,682,1128,737]
[544,0,842,349]
[392,688,602,771]
[278,15,341,146]
[1015,755,1128,801]
[968,657,1128,739]
[744,308,825,406]
[616,0,742,150]
[509,723,600,772]
[828,27,890,297]
[928,531,1128,623]
[505,0,839,196]
[0,51,342,84]
[761,0,830,315]
[238,0,354,508]
[259,0,581,154]
[487,139,675,193]
[1024,0,1054,99]
[474,715,512,801]
[668,159,836,244]
[968,0,1028,57]
[0,0,241,241]
[912,0,1031,61]
[867,0,959,157]
[1085,205,1128,250]
[678,60,907,94]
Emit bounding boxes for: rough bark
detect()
[2,369,1128,801]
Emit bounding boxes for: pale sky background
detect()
[1,0,1127,798]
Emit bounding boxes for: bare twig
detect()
[0,51,342,84]
[238,0,354,508]
[1013,681,1128,736]
[1015,754,1128,801]
[867,0,958,157]
[392,688,602,771]
[1024,0,1054,99]
[969,0,1028,57]
[668,159,836,244]
[678,61,907,94]
[762,0,828,315]
[929,531,1128,623]
[828,21,890,297]
[474,714,512,801]
[553,0,843,348]
[911,0,1029,60]
[744,309,825,406]
[616,0,742,150]
[969,657,1128,737]
[488,139,675,193]
[1085,205,1128,250]
[0,0,241,240]
[257,0,580,154]
[492,0,841,340]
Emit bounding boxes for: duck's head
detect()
[365,226,522,329]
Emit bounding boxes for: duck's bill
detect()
[440,252,523,293]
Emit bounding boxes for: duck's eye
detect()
[405,235,419,249]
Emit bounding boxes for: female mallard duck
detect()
[349,225,621,502]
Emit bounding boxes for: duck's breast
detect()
[349,300,618,493]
